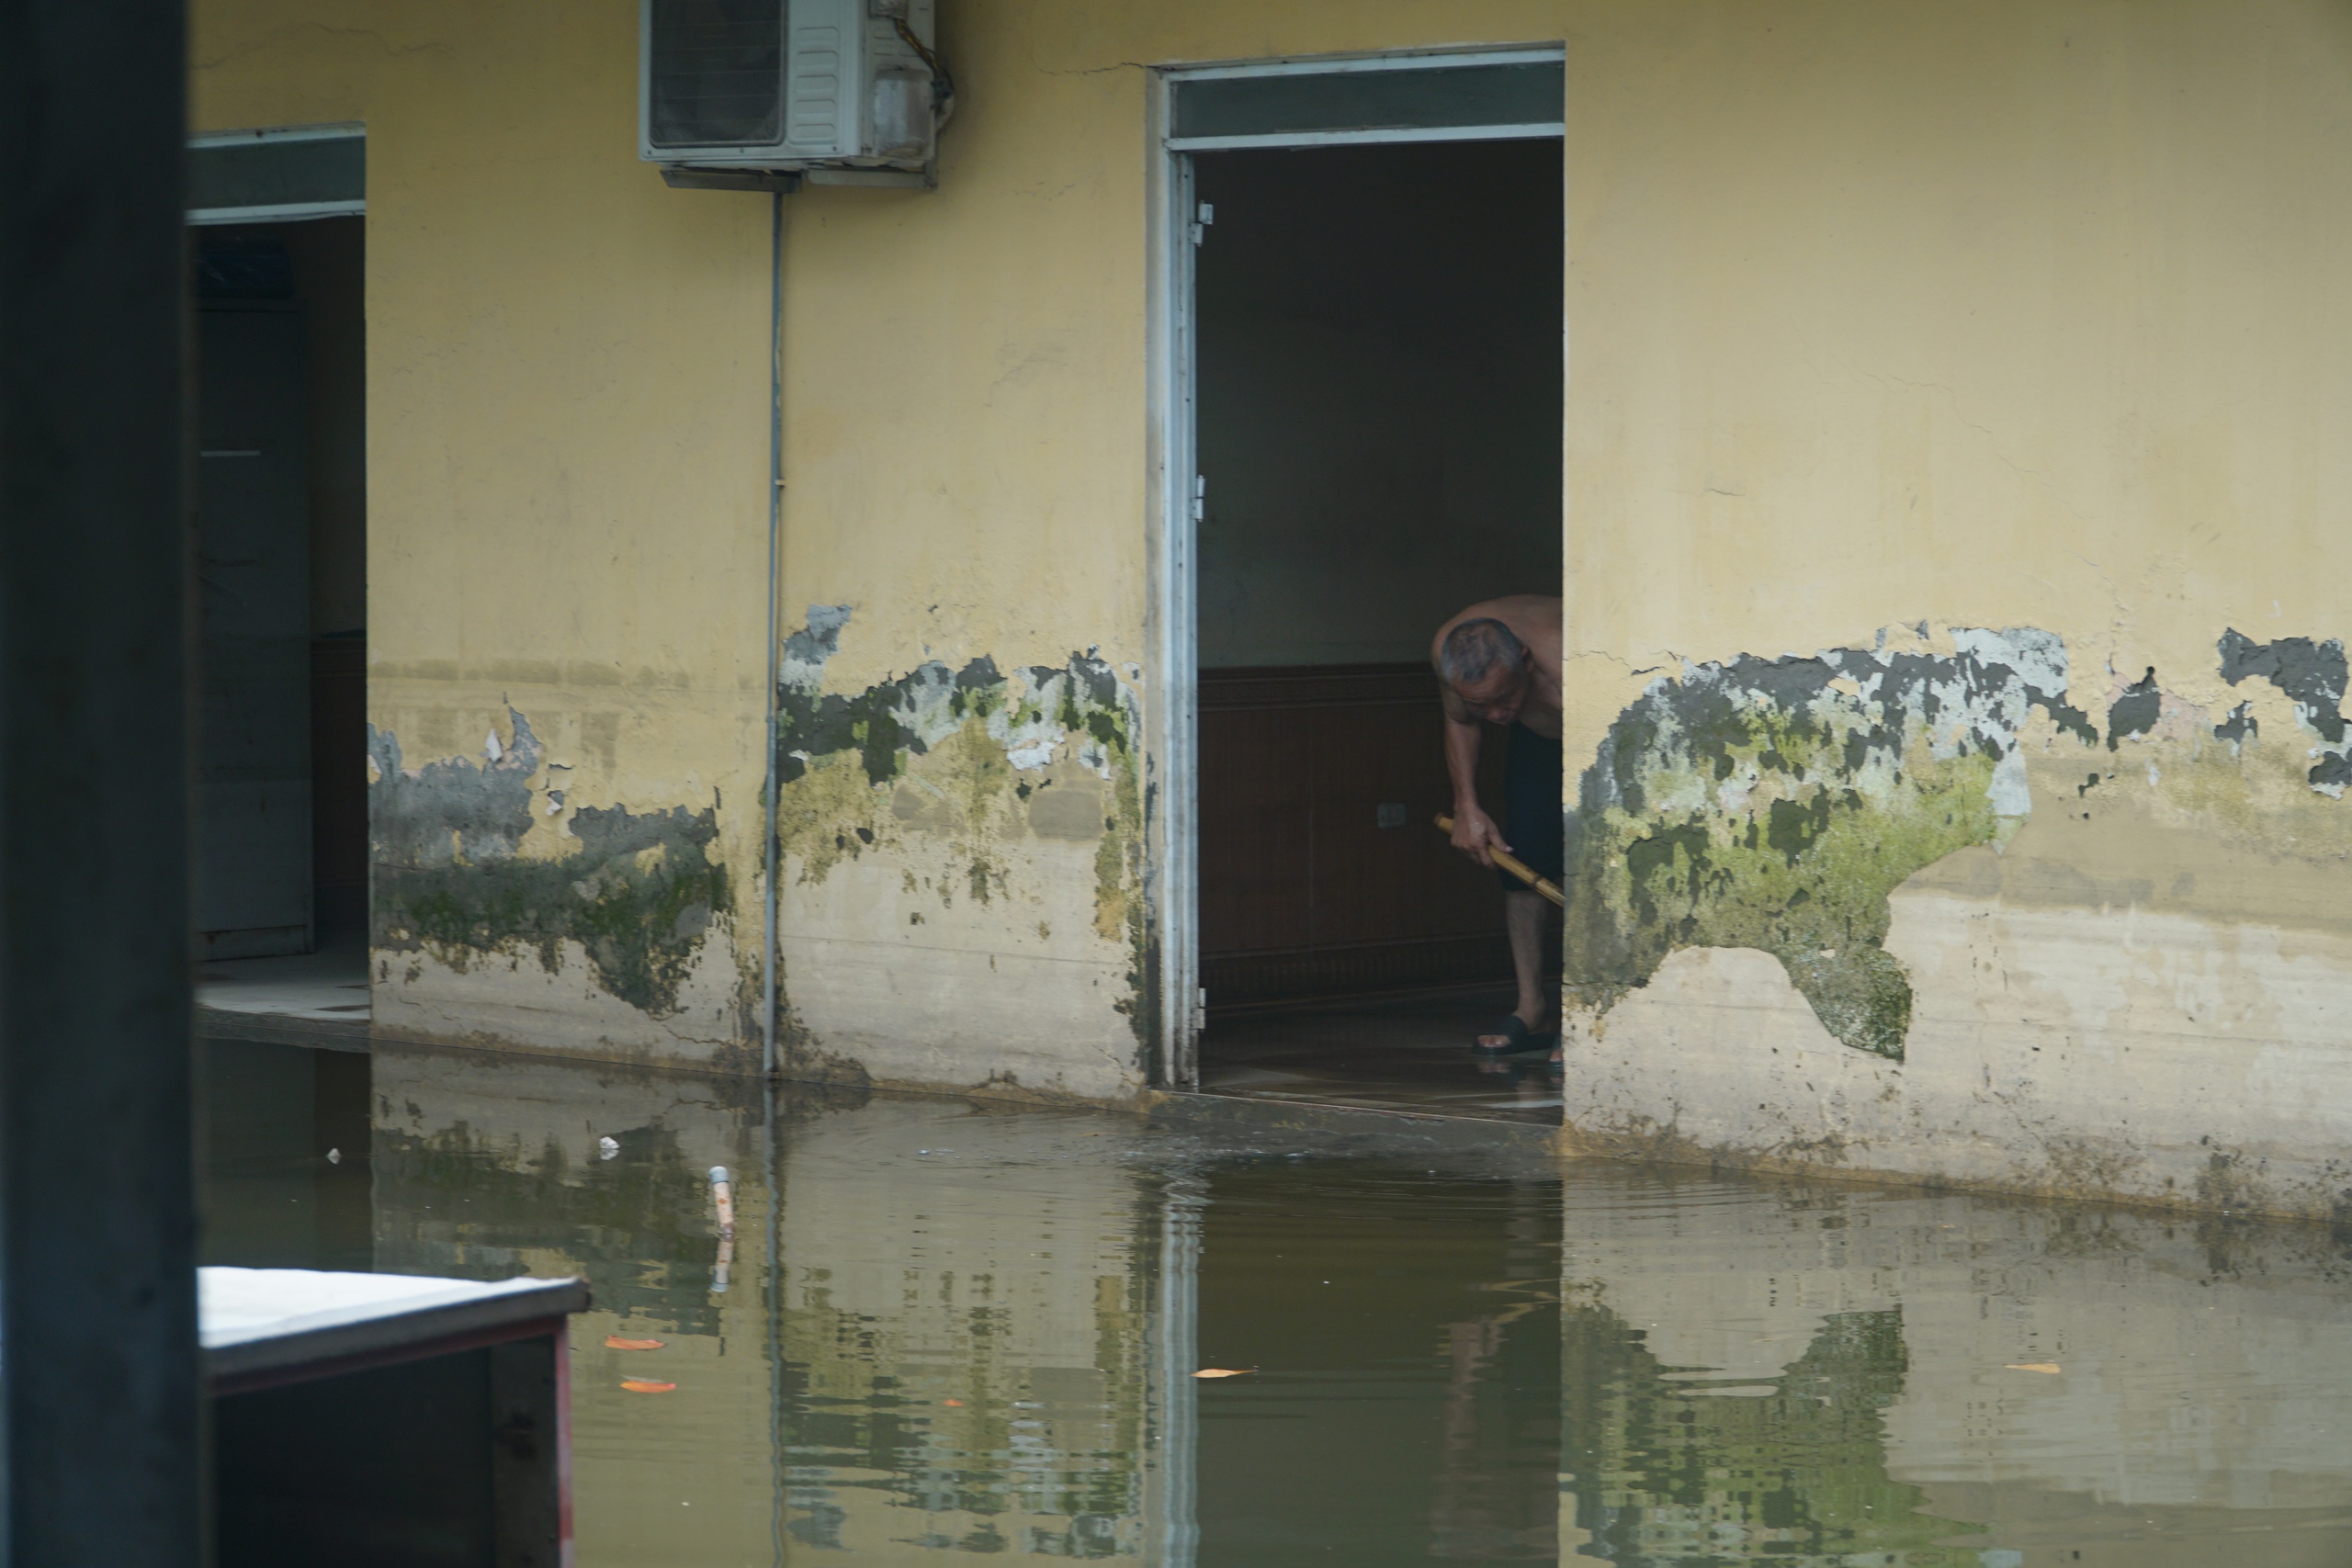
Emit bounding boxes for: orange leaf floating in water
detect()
[1193,1368,1254,1379]
[941,1399,964,1407]
[2004,1363,2062,1375]
[621,1380,678,1393]
[606,1337,665,1351]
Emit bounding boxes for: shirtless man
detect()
[1431,596,1564,1055]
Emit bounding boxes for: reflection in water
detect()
[764,1099,1163,1561]
[1564,1301,1980,1564]
[200,1039,372,1271]
[1192,1164,1561,1565]
[365,1045,1184,1567]
[1557,1176,2352,1566]
[197,1039,2352,1567]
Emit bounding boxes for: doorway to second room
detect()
[191,217,372,1041]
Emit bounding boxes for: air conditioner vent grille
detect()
[786,25,842,152]
[647,0,785,149]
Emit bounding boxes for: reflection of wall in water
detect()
[370,1046,785,1567]
[1560,1174,2352,1564]
[371,1054,1182,1564]
[372,1055,1175,1565]
[773,1101,1156,1560]
[1563,1303,1982,1565]
[371,1047,765,1331]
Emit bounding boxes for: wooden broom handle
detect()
[1436,815,1566,908]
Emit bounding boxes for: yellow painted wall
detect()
[1546,0,2352,1219]
[194,0,2352,1206]
[1559,0,2352,703]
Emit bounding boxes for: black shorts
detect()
[1498,723,1564,894]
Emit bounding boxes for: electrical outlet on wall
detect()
[1375,802,1408,829]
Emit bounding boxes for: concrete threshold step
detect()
[1144,1089,1560,1158]
[196,1005,370,1055]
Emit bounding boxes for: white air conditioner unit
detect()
[640,0,950,188]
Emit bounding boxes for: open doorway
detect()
[1188,136,1563,1120]
[190,217,371,1035]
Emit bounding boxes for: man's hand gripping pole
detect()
[1436,815,1565,908]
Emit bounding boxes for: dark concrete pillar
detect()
[0,0,204,1562]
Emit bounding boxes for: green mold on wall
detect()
[369,709,730,1017]
[773,608,1148,1029]
[1093,733,1148,1047]
[1564,624,2352,1057]
[1566,632,2086,1057]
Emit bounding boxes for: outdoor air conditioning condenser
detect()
[641,0,949,186]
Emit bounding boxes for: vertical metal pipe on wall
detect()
[762,191,787,1079]
[0,0,205,1561]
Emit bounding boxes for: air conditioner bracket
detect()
[660,166,805,194]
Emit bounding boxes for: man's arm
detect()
[1442,689,1508,868]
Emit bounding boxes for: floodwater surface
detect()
[201,1039,2352,1566]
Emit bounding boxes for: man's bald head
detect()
[1440,617,1536,726]
[1441,617,1528,689]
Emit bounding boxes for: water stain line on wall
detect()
[1565,626,2349,1058]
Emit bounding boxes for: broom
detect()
[1435,815,1565,908]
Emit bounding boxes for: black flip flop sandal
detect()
[1471,1016,1556,1056]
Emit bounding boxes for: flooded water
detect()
[199,1038,2352,1566]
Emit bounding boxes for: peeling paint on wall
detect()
[368,707,730,1016]
[1566,624,2352,1063]
[2104,668,2165,749]
[1568,628,2098,1058]
[772,607,1148,1055]
[2219,629,2352,795]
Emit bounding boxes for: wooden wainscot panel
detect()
[1198,663,1531,1006]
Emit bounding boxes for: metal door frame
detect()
[1145,44,1565,1088]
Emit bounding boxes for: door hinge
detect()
[1189,200,1215,247]
[1191,474,1205,521]
[1191,986,1208,1032]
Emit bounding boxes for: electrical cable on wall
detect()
[895,16,957,130]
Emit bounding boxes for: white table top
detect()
[200,1266,590,1385]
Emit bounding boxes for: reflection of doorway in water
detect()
[1190,139,1563,1114]
[1192,1161,1563,1564]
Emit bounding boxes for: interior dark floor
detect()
[1198,987,1561,1126]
